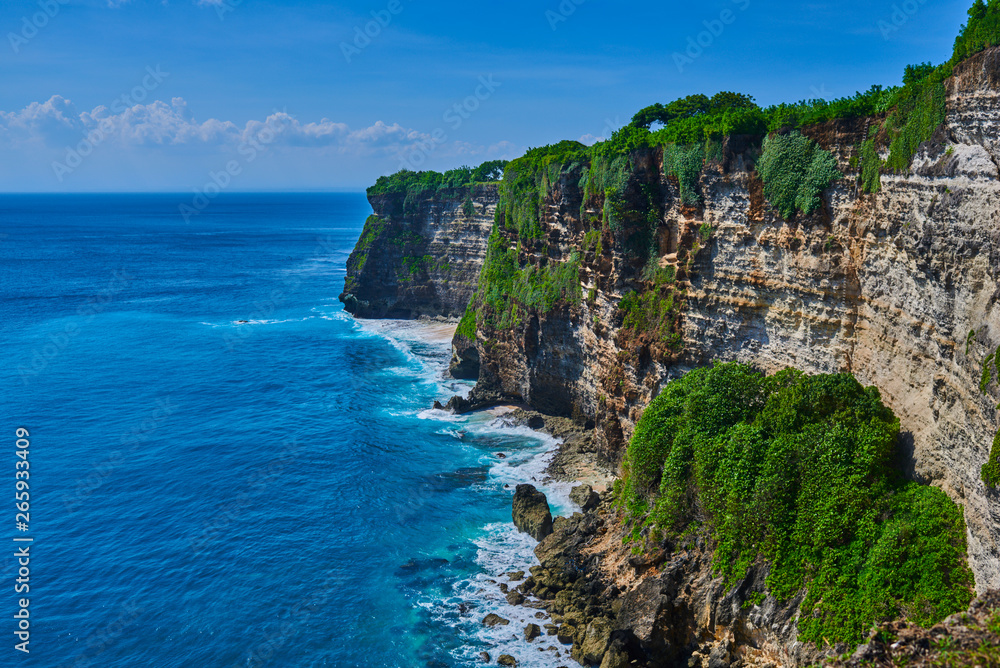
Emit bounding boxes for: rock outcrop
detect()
[339,184,497,319]
[459,47,1000,592]
[518,495,841,668]
[512,484,554,541]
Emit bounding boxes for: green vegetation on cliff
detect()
[463,228,582,330]
[618,363,974,646]
[367,159,508,214]
[758,132,841,218]
[497,141,588,242]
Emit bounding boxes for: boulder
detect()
[506,591,525,606]
[580,618,613,665]
[482,613,510,627]
[556,624,576,644]
[497,655,517,667]
[512,484,553,541]
[525,623,542,641]
[479,651,491,663]
[569,484,600,512]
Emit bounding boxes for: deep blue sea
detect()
[1,194,578,668]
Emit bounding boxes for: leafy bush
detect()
[367,158,509,198]
[883,75,947,172]
[620,363,975,646]
[456,304,477,340]
[662,144,705,205]
[758,132,841,218]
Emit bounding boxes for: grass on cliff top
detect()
[618,362,975,647]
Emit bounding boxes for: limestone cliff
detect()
[339,184,497,319]
[454,46,1000,595]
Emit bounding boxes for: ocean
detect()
[1,193,580,667]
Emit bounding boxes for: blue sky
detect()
[0,0,974,192]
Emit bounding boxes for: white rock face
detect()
[471,47,1000,591]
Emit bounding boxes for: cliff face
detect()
[339,184,498,318]
[460,47,1000,592]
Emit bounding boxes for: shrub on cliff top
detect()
[367,159,509,198]
[953,0,1000,62]
[620,362,974,647]
[758,131,841,218]
[498,141,589,242]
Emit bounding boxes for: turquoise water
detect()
[1,194,578,667]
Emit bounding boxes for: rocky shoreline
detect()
[480,410,1000,668]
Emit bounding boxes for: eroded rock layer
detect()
[339,184,498,318]
[462,48,1000,592]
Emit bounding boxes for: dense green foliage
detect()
[470,228,582,329]
[662,144,707,205]
[346,214,387,279]
[619,363,974,646]
[498,142,589,242]
[367,159,508,214]
[757,132,841,218]
[953,0,1000,61]
[456,304,477,340]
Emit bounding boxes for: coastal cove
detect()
[1,193,589,667]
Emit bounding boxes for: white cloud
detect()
[0,95,452,157]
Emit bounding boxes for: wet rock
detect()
[497,655,517,667]
[482,613,510,627]
[525,623,542,641]
[512,484,553,541]
[569,484,600,512]
[506,591,525,606]
[508,571,525,581]
[499,583,509,594]
[479,651,491,663]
